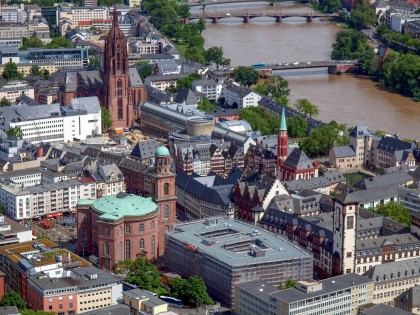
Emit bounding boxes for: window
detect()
[104,227,110,237]
[118,98,123,120]
[139,224,144,232]
[347,216,354,229]
[140,239,144,250]
[151,236,155,258]
[125,225,131,234]
[118,227,122,236]
[164,205,169,219]
[151,221,155,230]
[104,242,109,255]
[125,240,130,260]
[346,252,352,258]
[82,213,87,223]
[164,183,169,195]
[82,228,87,247]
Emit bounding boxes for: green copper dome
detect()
[85,192,158,221]
[155,145,170,157]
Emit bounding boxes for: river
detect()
[192,1,420,139]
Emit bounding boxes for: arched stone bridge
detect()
[254,60,360,77]
[189,12,339,23]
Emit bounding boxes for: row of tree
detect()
[21,37,73,51]
[2,63,50,81]
[115,258,213,306]
[332,29,420,100]
[377,24,420,51]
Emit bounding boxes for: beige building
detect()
[0,22,30,39]
[235,274,374,315]
[329,146,357,170]
[123,289,168,315]
[57,7,110,35]
[0,63,57,77]
[395,285,420,314]
[363,257,420,307]
[0,81,34,103]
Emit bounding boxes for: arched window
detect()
[104,242,109,255]
[139,224,144,233]
[140,239,144,250]
[82,213,87,223]
[151,221,155,230]
[164,183,169,196]
[165,225,169,233]
[117,79,123,97]
[164,205,169,219]
[118,98,123,120]
[104,227,110,237]
[151,236,155,258]
[125,240,130,260]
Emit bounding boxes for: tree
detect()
[7,127,23,139]
[101,108,112,130]
[317,0,341,13]
[114,259,134,275]
[124,258,162,292]
[174,73,201,92]
[348,3,377,30]
[196,18,206,34]
[239,107,279,135]
[3,62,23,80]
[0,98,11,107]
[233,66,259,88]
[45,37,73,49]
[278,279,297,290]
[197,97,217,112]
[169,276,214,306]
[185,46,205,64]
[138,64,153,80]
[287,115,308,138]
[300,121,349,157]
[21,37,44,50]
[294,98,319,118]
[369,201,411,226]
[262,76,290,105]
[178,3,191,21]
[30,65,42,77]
[205,46,224,67]
[0,291,26,309]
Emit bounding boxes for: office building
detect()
[0,23,30,39]
[165,217,313,307]
[0,81,34,103]
[235,274,374,315]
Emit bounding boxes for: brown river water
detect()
[192,1,420,139]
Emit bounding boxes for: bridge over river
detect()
[253,60,360,76]
[187,0,308,7]
[189,12,338,23]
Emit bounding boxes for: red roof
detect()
[79,177,96,184]
[78,21,92,26]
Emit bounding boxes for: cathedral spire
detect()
[280,107,287,131]
[113,0,118,26]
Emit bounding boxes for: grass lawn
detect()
[343,172,367,186]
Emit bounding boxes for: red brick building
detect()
[58,5,147,129]
[77,146,177,269]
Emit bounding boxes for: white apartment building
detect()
[1,5,27,23]
[398,186,420,213]
[192,79,223,101]
[222,82,261,108]
[0,214,32,245]
[0,81,34,103]
[0,179,97,220]
[57,7,110,35]
[0,168,43,187]
[0,97,101,144]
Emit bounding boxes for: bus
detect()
[252,63,266,69]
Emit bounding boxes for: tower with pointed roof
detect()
[278,108,288,169]
[102,4,133,129]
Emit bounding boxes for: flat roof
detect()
[168,217,312,267]
[271,273,372,303]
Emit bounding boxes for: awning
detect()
[46,212,63,218]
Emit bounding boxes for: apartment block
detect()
[57,7,110,35]
[235,274,374,315]
[363,257,420,307]
[0,179,96,220]
[0,98,101,144]
[0,81,34,103]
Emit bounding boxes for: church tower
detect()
[102,4,133,129]
[150,146,177,259]
[332,193,359,276]
[278,108,288,169]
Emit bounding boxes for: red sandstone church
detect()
[59,7,147,129]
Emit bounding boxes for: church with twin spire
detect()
[59,4,147,129]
